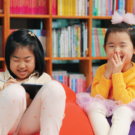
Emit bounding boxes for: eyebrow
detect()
[12,55,31,59]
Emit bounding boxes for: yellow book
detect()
[62,0,64,15]
[70,0,72,15]
[60,0,62,15]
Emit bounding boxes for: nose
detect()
[19,62,25,68]
[114,47,121,53]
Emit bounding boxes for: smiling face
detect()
[10,46,36,81]
[104,32,135,71]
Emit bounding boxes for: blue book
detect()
[118,0,123,15]
[93,0,96,16]
[75,78,77,93]
[92,28,95,57]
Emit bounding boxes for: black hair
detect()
[104,22,135,61]
[5,29,45,78]
[104,22,135,48]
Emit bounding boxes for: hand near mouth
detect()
[111,52,126,74]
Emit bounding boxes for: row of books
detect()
[92,27,107,57]
[55,0,89,16]
[0,0,3,10]
[10,29,46,56]
[91,66,99,83]
[93,0,126,16]
[0,69,3,72]
[52,22,88,58]
[10,0,48,14]
[132,0,135,15]
[0,26,2,57]
[52,71,86,93]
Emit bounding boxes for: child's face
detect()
[10,46,36,80]
[104,32,135,65]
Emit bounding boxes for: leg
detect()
[87,102,110,135]
[0,84,26,135]
[17,80,66,135]
[109,106,133,135]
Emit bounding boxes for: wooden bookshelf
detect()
[0,0,133,88]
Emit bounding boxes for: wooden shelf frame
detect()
[0,0,132,88]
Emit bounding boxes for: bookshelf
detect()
[0,0,132,89]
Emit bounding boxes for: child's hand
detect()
[3,78,17,89]
[26,92,32,108]
[111,52,126,74]
[104,52,114,79]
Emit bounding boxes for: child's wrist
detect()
[103,72,111,79]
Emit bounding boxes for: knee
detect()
[88,102,106,115]
[42,80,66,100]
[113,106,133,117]
[4,84,26,102]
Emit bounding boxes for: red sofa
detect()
[11,83,94,135]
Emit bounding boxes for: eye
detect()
[109,46,114,47]
[121,45,125,47]
[25,60,30,62]
[13,60,19,62]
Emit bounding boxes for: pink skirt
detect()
[76,92,135,121]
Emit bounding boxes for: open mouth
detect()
[18,70,27,75]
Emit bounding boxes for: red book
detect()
[116,0,119,10]
[44,0,47,14]
[10,0,13,14]
[52,0,54,15]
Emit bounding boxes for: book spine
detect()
[10,0,12,14]
[92,28,95,57]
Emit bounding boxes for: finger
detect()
[117,52,121,61]
[111,57,117,66]
[113,53,118,63]
[7,79,17,83]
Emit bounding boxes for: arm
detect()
[112,73,135,104]
[91,66,112,99]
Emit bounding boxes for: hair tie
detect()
[111,10,135,25]
[28,31,35,37]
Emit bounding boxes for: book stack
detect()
[93,0,126,16]
[10,29,46,56]
[92,27,107,57]
[10,0,48,15]
[132,0,135,15]
[0,69,3,72]
[52,70,86,93]
[0,0,3,13]
[55,0,89,16]
[52,22,88,57]
[91,66,99,83]
[0,26,2,57]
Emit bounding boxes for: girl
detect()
[0,29,66,135]
[76,11,135,135]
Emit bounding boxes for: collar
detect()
[4,69,39,81]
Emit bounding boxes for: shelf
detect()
[52,57,90,60]
[10,14,50,19]
[0,57,5,61]
[44,57,50,60]
[92,16,112,20]
[52,15,90,19]
[0,14,4,17]
[91,57,107,60]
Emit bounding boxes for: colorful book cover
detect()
[93,0,96,15]
[92,28,95,57]
[10,0,13,14]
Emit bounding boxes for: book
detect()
[21,83,43,99]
